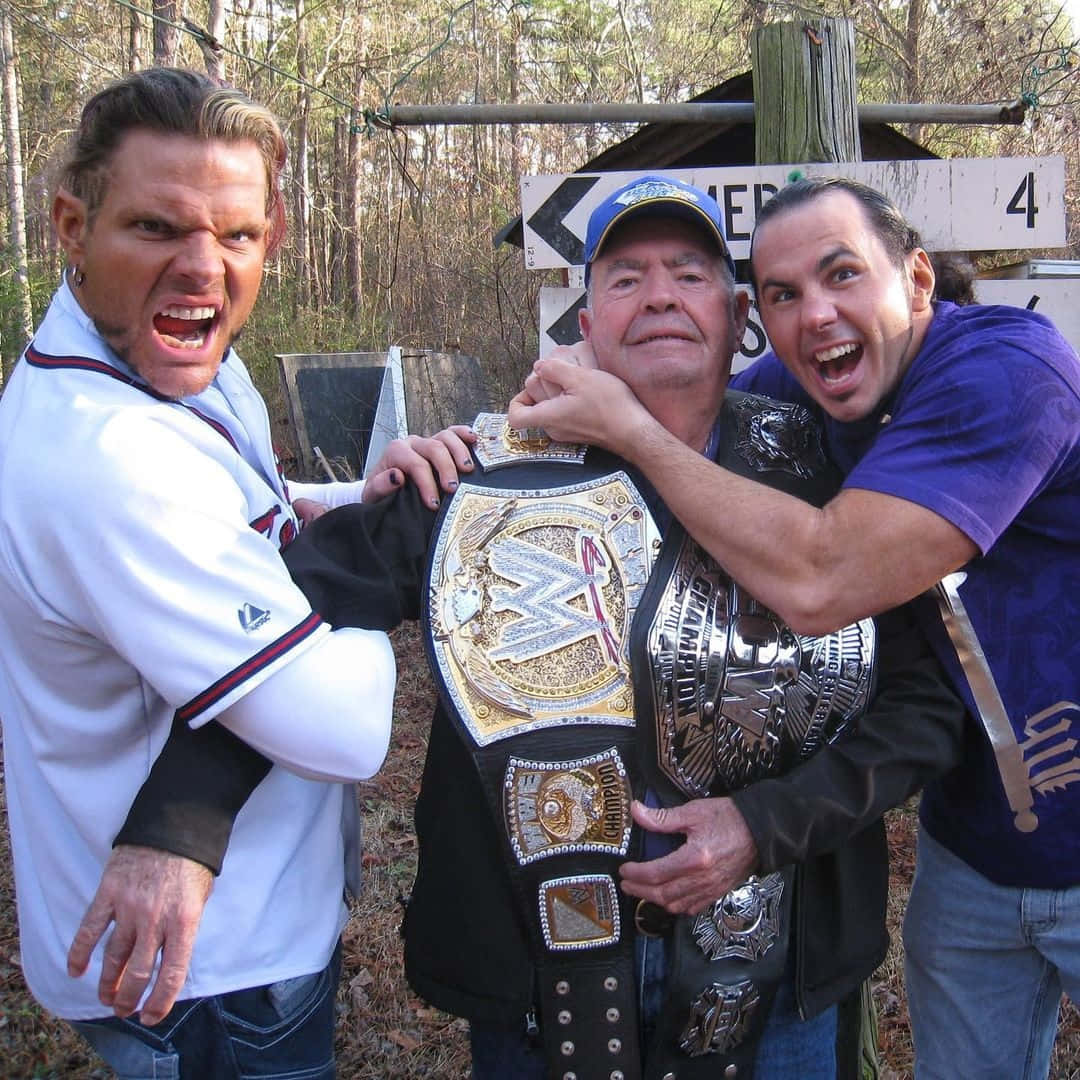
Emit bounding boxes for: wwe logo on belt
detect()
[487,530,619,664]
[427,474,659,745]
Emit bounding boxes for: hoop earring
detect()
[72,267,85,288]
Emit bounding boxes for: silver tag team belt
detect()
[622,519,876,1080]
[643,532,876,800]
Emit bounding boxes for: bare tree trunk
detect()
[236,0,254,74]
[469,2,481,234]
[902,0,925,146]
[307,126,326,307]
[0,6,32,377]
[346,61,364,314]
[293,0,311,309]
[508,9,522,174]
[202,0,226,84]
[128,4,144,70]
[617,0,644,102]
[330,114,346,304]
[153,0,182,66]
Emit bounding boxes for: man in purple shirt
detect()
[514,176,1080,1079]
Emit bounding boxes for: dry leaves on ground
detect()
[0,624,1077,1078]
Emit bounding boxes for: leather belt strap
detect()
[537,946,642,1080]
[645,868,793,1080]
[470,725,645,1080]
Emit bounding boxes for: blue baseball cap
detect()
[583,174,735,284]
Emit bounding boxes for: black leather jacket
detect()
[119,399,964,1036]
[403,566,963,1027]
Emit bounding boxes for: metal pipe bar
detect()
[378,100,1025,127]
[859,102,1026,124]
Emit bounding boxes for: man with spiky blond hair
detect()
[0,67,423,1078]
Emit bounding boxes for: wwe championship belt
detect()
[426,418,660,1080]
[425,405,877,1080]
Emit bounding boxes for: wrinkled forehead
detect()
[96,131,271,213]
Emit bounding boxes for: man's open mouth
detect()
[814,342,861,385]
[153,305,217,350]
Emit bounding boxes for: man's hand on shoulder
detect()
[362,425,476,508]
[67,845,213,1025]
[617,797,758,915]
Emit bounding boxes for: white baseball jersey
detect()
[0,281,365,1018]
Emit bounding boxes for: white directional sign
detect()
[973,278,1080,353]
[539,280,1080,366]
[521,158,1067,270]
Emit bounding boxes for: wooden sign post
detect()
[752,18,861,165]
[752,19,874,1077]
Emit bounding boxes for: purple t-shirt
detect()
[732,302,1080,887]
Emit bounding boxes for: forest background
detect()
[0,0,1078,1076]
[1,0,1079,441]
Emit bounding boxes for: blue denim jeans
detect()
[469,935,836,1080]
[904,825,1080,1080]
[754,974,836,1079]
[72,941,341,1080]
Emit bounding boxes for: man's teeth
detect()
[165,333,208,350]
[156,305,215,348]
[815,343,858,364]
[158,305,216,320]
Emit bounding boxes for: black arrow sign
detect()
[526,176,601,263]
[544,292,588,347]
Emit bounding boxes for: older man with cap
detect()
[392,175,962,1080]
[108,175,962,1079]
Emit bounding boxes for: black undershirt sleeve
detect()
[732,600,967,870]
[113,483,437,873]
[112,714,274,875]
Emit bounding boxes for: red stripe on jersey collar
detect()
[26,345,239,452]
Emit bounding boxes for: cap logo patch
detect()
[614,180,701,209]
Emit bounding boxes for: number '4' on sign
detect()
[1007,172,1038,229]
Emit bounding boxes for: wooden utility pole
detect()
[751,18,860,165]
[751,22,876,1076]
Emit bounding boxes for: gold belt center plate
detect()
[428,473,659,746]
